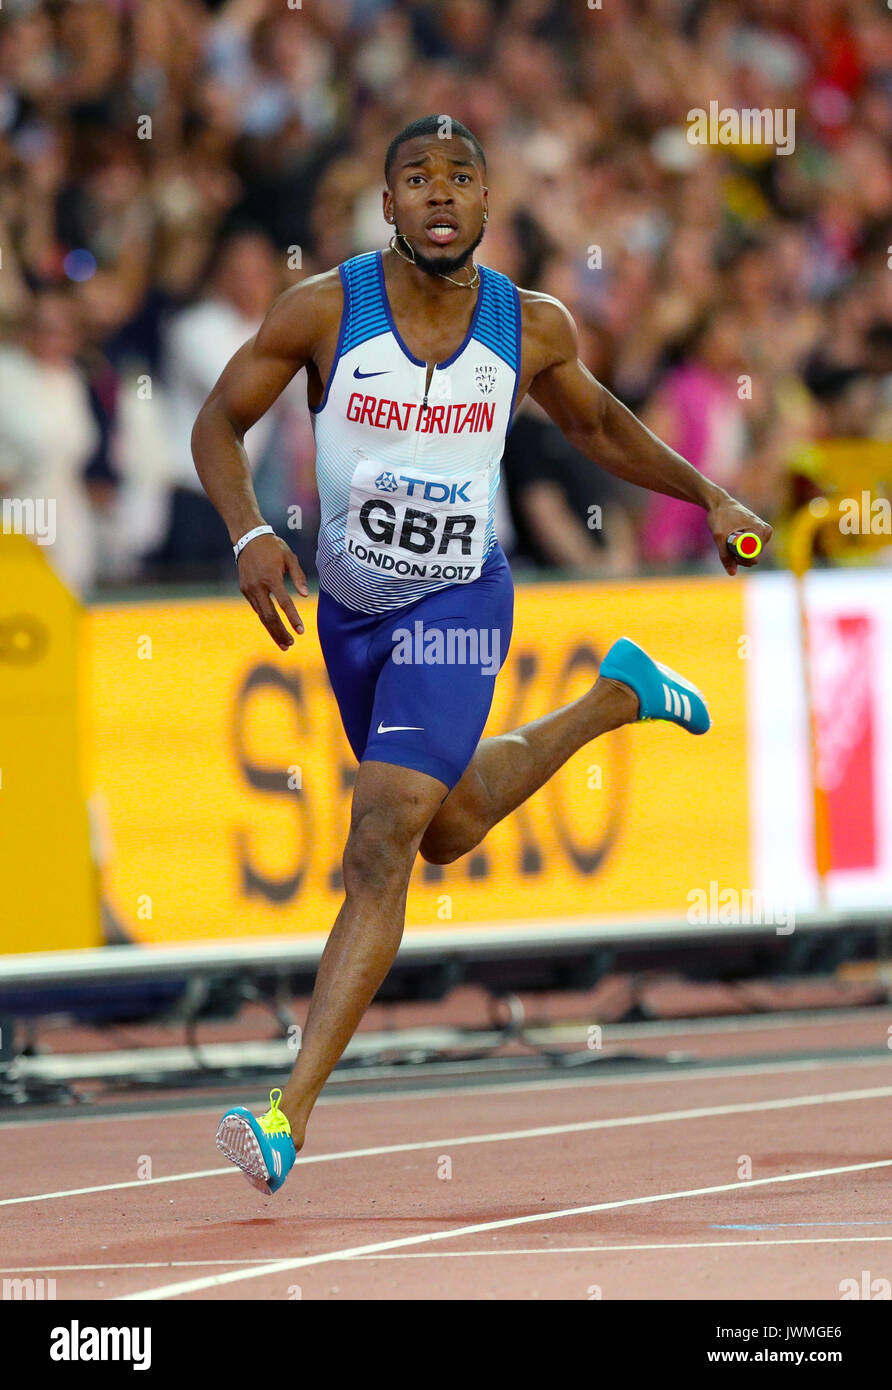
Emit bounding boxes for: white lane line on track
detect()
[119,1158,892,1300]
[6,1231,892,1276]
[0,1261,301,1272]
[0,1167,237,1205]
[4,1083,892,1208]
[352,1235,892,1257]
[2,1052,888,1132]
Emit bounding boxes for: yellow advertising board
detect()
[88,577,749,943]
[0,537,101,952]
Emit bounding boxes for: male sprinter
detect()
[193,116,771,1194]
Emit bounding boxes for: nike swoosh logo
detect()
[354,368,390,379]
[376,722,424,734]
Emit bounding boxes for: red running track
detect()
[2,1029,892,1301]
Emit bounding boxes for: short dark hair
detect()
[385,116,486,185]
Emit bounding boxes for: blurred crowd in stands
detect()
[0,0,889,592]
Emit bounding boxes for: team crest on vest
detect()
[474,363,498,395]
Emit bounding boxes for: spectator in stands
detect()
[0,288,98,593]
[638,311,752,568]
[502,399,638,577]
[149,227,295,579]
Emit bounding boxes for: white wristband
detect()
[233,524,275,561]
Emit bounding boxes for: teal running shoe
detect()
[215,1088,296,1195]
[600,636,711,735]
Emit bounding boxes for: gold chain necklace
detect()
[389,233,480,289]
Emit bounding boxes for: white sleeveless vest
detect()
[311,249,521,613]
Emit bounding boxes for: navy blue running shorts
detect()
[317,547,514,790]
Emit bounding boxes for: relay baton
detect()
[726,530,763,563]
